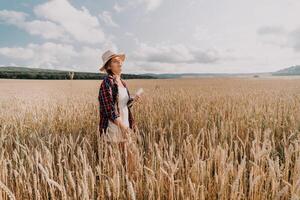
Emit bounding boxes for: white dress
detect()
[104,85,130,142]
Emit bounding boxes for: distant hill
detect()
[138,72,271,79]
[0,66,272,79]
[272,65,300,76]
[0,66,156,80]
[2,65,299,80]
[0,66,67,73]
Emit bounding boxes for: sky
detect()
[1,0,300,74]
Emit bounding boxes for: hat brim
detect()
[99,53,126,72]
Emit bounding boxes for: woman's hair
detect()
[104,58,114,75]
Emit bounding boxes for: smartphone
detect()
[136,88,144,96]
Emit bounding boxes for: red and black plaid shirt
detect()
[98,74,136,135]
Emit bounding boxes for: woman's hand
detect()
[132,94,142,103]
[120,125,130,139]
[113,117,130,138]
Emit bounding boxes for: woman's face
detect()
[107,56,123,75]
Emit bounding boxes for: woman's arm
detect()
[99,79,120,121]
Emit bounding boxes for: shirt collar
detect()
[107,74,126,87]
[107,73,114,79]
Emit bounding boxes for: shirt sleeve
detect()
[127,96,134,108]
[99,79,120,121]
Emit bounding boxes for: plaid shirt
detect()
[98,74,136,135]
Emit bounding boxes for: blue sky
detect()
[1,0,300,74]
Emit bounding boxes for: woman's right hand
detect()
[120,125,130,138]
[113,117,130,139]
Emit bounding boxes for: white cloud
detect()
[143,0,163,11]
[125,32,134,37]
[0,42,113,72]
[112,0,163,13]
[33,0,106,44]
[0,0,121,72]
[131,41,220,64]
[193,25,221,45]
[0,0,114,45]
[288,28,300,52]
[257,26,286,35]
[113,3,125,13]
[0,10,27,23]
[25,20,70,41]
[98,11,119,27]
[0,43,75,67]
[257,25,300,51]
[0,46,34,60]
[4,0,300,74]
[0,10,69,41]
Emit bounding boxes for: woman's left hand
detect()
[133,95,142,103]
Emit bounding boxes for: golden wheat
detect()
[0,77,300,199]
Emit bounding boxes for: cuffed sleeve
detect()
[127,96,134,108]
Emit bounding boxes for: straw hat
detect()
[99,50,126,72]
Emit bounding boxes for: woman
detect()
[98,50,141,143]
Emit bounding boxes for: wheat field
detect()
[0,77,300,200]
